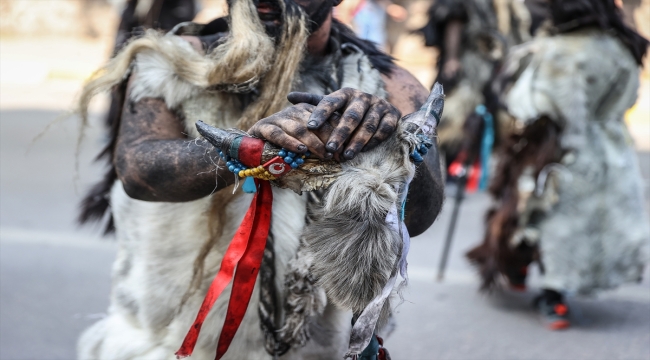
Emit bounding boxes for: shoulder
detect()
[127,32,204,108]
[382,66,429,115]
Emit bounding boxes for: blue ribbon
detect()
[475,105,494,191]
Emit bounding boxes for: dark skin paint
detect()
[114,11,443,237]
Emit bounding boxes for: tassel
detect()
[242,176,257,193]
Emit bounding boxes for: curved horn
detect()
[403,82,444,138]
[195,120,236,153]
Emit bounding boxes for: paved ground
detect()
[1,109,649,360]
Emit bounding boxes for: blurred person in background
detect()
[75,0,442,358]
[351,0,407,51]
[353,0,388,48]
[466,0,650,330]
[416,0,535,168]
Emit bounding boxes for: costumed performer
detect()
[466,0,650,330]
[76,0,445,358]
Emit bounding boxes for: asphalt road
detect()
[1,109,649,360]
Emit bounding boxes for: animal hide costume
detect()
[416,0,533,159]
[76,0,442,358]
[467,27,650,295]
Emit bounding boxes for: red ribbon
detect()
[176,179,273,359]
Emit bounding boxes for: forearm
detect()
[115,94,237,202]
[443,20,463,61]
[404,142,444,237]
[115,139,235,202]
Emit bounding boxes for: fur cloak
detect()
[468,28,650,295]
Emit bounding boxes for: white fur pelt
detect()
[77,31,388,360]
[304,132,414,314]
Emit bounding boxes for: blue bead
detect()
[305,151,311,157]
[287,151,296,157]
[234,167,241,173]
[411,151,423,163]
[419,145,429,154]
[290,162,299,169]
[295,158,304,165]
[284,156,294,163]
[228,165,235,172]
[278,150,287,157]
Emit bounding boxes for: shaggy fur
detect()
[77,0,308,136]
[466,118,561,290]
[303,119,423,316]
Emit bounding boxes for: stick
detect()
[437,168,468,282]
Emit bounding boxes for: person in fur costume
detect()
[76,0,444,358]
[466,0,650,330]
[416,0,535,166]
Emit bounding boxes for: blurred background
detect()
[0,0,649,359]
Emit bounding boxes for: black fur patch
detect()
[331,19,395,76]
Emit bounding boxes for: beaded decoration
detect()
[217,148,310,181]
[410,134,434,164]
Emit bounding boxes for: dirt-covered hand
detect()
[287,88,401,160]
[248,103,341,159]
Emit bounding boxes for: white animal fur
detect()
[304,129,415,314]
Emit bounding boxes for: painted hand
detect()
[287,88,401,160]
[248,103,339,159]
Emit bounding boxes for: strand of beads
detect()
[217,147,310,180]
[410,135,433,164]
[277,149,309,169]
[239,166,276,181]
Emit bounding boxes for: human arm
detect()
[113,75,235,202]
[441,19,463,80]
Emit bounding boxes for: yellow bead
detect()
[238,170,245,177]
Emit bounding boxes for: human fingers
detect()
[361,107,400,152]
[325,92,372,153]
[341,104,384,160]
[287,92,324,106]
[275,118,329,159]
[250,123,307,154]
[307,90,349,130]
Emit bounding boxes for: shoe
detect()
[534,294,570,330]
